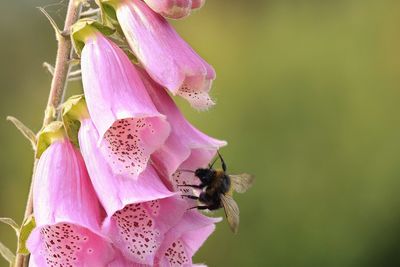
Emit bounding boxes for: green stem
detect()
[14,1,82,266]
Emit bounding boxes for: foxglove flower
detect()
[77,116,188,265]
[80,29,170,178]
[27,133,114,267]
[139,71,226,191]
[112,0,216,110]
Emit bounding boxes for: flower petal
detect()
[28,223,114,267]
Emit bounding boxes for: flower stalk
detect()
[14,1,82,266]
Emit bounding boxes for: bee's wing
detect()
[221,194,240,233]
[230,173,254,193]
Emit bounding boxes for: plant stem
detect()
[14,1,82,266]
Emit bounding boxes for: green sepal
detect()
[17,215,36,255]
[71,19,115,55]
[35,121,66,158]
[99,0,119,11]
[62,94,89,148]
[96,0,118,26]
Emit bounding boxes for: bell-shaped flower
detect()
[27,124,114,267]
[155,211,221,266]
[75,113,187,265]
[79,28,170,178]
[110,0,216,110]
[139,70,226,192]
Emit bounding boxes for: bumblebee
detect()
[180,151,254,233]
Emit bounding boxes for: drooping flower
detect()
[139,70,226,192]
[76,114,188,265]
[27,125,114,267]
[80,28,170,178]
[109,0,216,110]
[143,0,192,19]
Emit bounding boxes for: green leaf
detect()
[6,116,37,150]
[17,215,36,255]
[0,218,19,234]
[0,241,15,266]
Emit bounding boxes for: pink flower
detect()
[143,0,192,19]
[139,70,226,191]
[114,0,216,110]
[155,211,220,267]
[27,138,114,267]
[78,117,188,265]
[81,30,170,178]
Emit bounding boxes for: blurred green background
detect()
[2,0,400,266]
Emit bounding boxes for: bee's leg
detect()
[208,156,219,169]
[217,150,227,172]
[180,195,199,200]
[177,184,204,189]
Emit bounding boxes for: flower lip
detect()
[28,222,114,267]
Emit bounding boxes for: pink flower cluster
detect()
[27,1,226,266]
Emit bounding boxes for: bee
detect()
[179,151,254,233]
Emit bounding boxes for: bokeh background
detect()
[2,0,400,266]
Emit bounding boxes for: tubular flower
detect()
[80,30,170,178]
[26,134,114,267]
[77,116,188,265]
[112,0,216,110]
[139,70,226,187]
